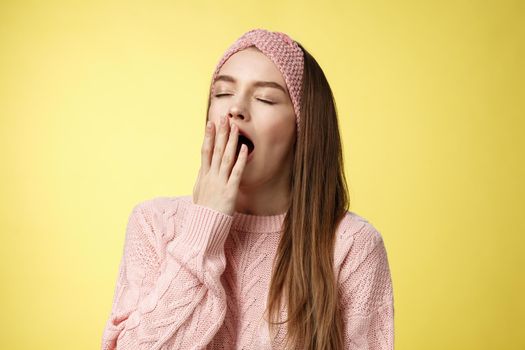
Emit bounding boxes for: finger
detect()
[227,144,248,189]
[210,115,230,172]
[219,123,239,177]
[200,121,215,173]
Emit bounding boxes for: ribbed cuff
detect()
[176,202,234,258]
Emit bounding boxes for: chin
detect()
[238,170,257,189]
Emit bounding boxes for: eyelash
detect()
[214,93,275,105]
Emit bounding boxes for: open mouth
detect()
[236,134,255,159]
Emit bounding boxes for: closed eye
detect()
[257,98,275,105]
[214,93,275,105]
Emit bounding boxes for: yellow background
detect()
[0,1,523,349]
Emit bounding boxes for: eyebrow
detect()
[213,74,287,94]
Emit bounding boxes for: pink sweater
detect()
[100,195,394,349]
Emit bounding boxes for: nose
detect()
[228,105,245,119]
[227,106,246,123]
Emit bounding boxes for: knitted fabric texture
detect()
[209,28,304,132]
[100,195,395,349]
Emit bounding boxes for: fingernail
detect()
[206,121,212,129]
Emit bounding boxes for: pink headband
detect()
[210,28,304,132]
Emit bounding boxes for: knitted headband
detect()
[209,28,305,132]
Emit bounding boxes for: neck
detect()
[235,171,291,216]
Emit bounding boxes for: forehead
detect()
[215,47,287,88]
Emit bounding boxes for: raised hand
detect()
[192,115,249,216]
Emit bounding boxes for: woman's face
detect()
[208,47,297,188]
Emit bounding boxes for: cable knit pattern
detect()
[100,195,394,349]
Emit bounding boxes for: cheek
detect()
[207,103,222,127]
[261,122,295,154]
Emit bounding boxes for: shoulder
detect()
[335,210,384,250]
[333,210,387,278]
[126,194,194,240]
[131,194,193,216]
[120,195,196,262]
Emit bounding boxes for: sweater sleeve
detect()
[100,199,234,350]
[339,222,395,350]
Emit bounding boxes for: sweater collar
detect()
[231,210,287,233]
[179,195,286,234]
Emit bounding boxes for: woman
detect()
[101,28,394,350]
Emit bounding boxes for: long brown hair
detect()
[205,42,350,350]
